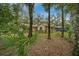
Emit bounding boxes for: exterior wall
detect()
[33,27,37,31]
[23,23,62,32]
[37,25,45,31]
[32,24,54,32]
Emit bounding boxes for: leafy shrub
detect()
[0,34,17,48]
[29,32,38,46]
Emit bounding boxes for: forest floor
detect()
[0,33,74,56]
[28,38,74,56]
[28,33,74,56]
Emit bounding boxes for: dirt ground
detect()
[28,38,74,56]
[0,33,74,56]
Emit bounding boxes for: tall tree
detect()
[25,3,34,38]
[54,3,66,38]
[61,4,64,38]
[42,3,51,39]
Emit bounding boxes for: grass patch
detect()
[28,32,38,47]
[0,32,38,56]
[0,34,17,48]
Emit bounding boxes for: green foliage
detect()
[0,4,13,32]
[1,3,78,56]
[51,32,69,38]
[16,31,28,56]
[0,30,28,55]
[0,3,28,56]
[42,3,49,12]
[0,34,17,48]
[29,32,38,46]
[42,3,53,12]
[53,32,61,37]
[73,9,79,55]
[0,31,38,56]
[0,3,37,56]
[65,21,75,39]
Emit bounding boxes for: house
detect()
[21,17,62,32]
[21,23,54,32]
[32,23,54,32]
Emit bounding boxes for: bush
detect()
[0,34,17,48]
[0,31,38,56]
[29,32,38,46]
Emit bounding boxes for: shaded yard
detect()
[0,32,74,56]
[28,38,74,56]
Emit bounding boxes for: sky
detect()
[22,3,70,20]
[34,4,48,18]
[34,3,61,18]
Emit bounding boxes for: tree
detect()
[0,3,29,55]
[66,3,79,55]
[25,3,34,38]
[11,4,27,56]
[42,3,51,39]
[61,4,64,38]
[72,4,79,56]
[54,3,66,38]
[0,4,13,34]
[65,4,77,39]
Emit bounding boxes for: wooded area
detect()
[0,3,79,56]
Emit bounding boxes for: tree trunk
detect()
[61,6,64,38]
[28,3,34,38]
[48,3,51,39]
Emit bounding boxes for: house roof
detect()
[55,26,62,28]
[33,24,38,27]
